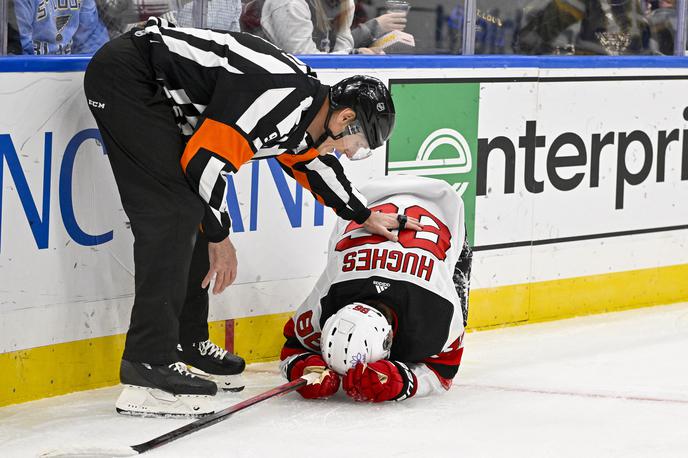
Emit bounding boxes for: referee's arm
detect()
[276,150,371,224]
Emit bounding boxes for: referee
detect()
[84,17,420,415]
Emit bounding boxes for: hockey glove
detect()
[343,360,417,403]
[288,354,340,399]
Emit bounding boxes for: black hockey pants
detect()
[84,33,212,365]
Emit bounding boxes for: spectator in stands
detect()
[351,8,407,49]
[647,0,677,55]
[352,0,374,28]
[446,3,464,54]
[447,3,514,55]
[95,0,176,39]
[9,0,109,54]
[176,0,242,31]
[259,0,379,54]
[515,0,654,56]
[240,0,261,33]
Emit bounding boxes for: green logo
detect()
[387,82,480,245]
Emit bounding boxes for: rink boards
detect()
[1,57,687,406]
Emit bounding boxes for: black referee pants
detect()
[84,33,212,365]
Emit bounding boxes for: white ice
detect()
[1,303,687,458]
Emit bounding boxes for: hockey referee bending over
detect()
[84,17,421,417]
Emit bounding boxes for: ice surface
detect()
[2,303,687,458]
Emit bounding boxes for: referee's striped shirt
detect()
[131,18,370,242]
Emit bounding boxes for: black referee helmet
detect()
[329,76,396,150]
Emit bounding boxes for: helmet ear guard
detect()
[320,302,394,375]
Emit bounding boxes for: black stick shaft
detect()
[131,377,307,454]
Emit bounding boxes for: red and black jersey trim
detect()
[280,317,311,361]
[422,335,465,389]
[424,347,464,384]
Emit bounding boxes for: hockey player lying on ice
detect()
[280,175,472,402]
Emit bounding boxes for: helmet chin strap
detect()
[310,106,344,150]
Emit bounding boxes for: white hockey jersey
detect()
[281,175,468,397]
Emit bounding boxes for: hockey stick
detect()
[41,373,317,457]
[130,373,315,454]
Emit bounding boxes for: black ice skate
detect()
[115,359,217,418]
[178,340,246,392]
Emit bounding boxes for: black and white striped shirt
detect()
[131,17,370,241]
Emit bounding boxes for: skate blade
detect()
[40,445,137,457]
[186,366,245,392]
[115,385,215,418]
[115,408,212,419]
[213,374,245,392]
